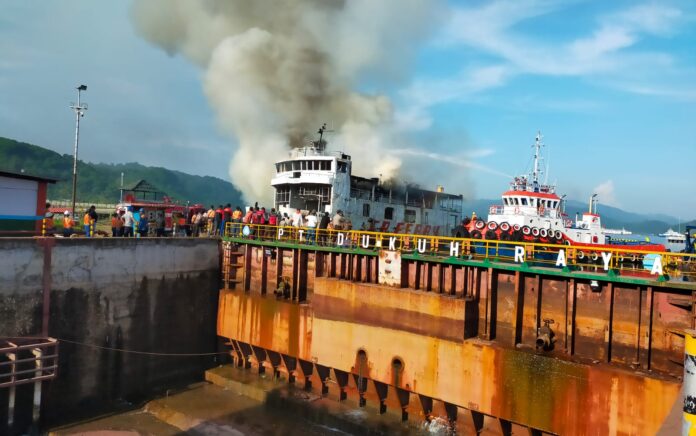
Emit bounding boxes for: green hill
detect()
[0,136,243,206]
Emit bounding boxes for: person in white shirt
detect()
[291,208,304,227]
[122,209,135,237]
[305,210,318,244]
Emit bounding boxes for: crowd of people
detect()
[190,203,360,241]
[42,201,362,241]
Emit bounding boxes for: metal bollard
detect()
[684,329,696,435]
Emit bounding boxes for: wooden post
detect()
[449,265,457,296]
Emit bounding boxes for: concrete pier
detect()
[0,237,222,433]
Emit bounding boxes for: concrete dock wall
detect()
[0,237,221,429]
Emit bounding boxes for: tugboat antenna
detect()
[532,131,544,188]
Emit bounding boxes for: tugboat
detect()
[271,124,463,235]
[453,132,665,262]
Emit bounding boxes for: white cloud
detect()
[395,64,510,131]
[437,1,689,86]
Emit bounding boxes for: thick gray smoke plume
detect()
[131,0,443,203]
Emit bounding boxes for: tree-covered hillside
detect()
[0,137,243,206]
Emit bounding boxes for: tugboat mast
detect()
[532,131,543,191]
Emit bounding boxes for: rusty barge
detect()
[217,225,696,434]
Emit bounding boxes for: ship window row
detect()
[276,160,332,173]
[275,185,332,206]
[503,197,559,208]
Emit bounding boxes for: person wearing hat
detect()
[62,210,74,237]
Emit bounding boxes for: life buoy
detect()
[475,220,486,230]
[513,224,521,232]
[590,252,599,262]
[540,228,548,238]
[522,226,531,236]
[471,230,482,239]
[531,227,540,237]
[485,230,497,240]
[554,230,564,240]
[500,222,510,232]
[487,221,498,231]
[577,251,586,260]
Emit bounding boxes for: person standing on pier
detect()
[111,213,122,237]
[305,210,317,244]
[138,209,149,237]
[318,212,330,246]
[122,208,134,237]
[62,210,74,237]
[83,207,96,237]
[214,205,223,236]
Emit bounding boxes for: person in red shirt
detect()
[222,204,232,236]
[214,205,223,236]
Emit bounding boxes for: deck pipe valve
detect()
[536,319,556,351]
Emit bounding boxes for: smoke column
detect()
[131,0,443,203]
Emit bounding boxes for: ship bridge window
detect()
[405,209,416,223]
[338,162,348,173]
[276,187,291,204]
[521,198,528,206]
[384,207,394,220]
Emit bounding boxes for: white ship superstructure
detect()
[484,132,606,244]
[271,130,462,236]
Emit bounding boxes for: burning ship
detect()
[271,126,463,236]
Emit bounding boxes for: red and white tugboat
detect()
[455,132,665,262]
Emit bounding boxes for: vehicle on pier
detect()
[452,132,665,265]
[271,124,463,236]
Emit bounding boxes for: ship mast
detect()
[532,131,544,191]
[532,131,542,183]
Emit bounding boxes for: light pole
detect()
[70,84,88,219]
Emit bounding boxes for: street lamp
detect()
[70,84,88,219]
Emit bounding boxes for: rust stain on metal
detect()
[219,242,692,433]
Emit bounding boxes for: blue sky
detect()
[1,0,695,217]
